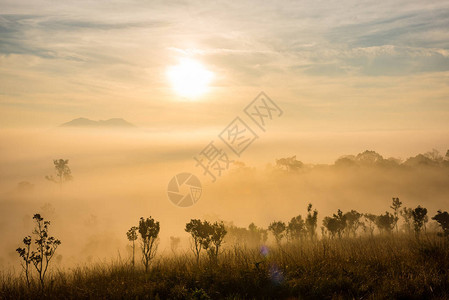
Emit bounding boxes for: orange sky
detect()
[1,1,449,268]
[0,0,448,135]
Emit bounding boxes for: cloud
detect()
[0,14,168,59]
[0,0,448,129]
[327,10,449,48]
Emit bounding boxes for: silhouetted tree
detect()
[16,214,61,289]
[355,150,384,165]
[344,210,363,237]
[323,217,338,238]
[424,149,444,163]
[185,219,210,263]
[45,159,72,187]
[185,219,208,264]
[432,210,449,238]
[224,223,265,247]
[334,155,357,168]
[16,236,32,288]
[276,155,303,172]
[268,221,286,245]
[375,212,395,234]
[400,207,413,234]
[225,225,250,246]
[126,226,138,267]
[185,220,227,263]
[208,221,227,261]
[287,215,306,241]
[305,203,318,240]
[404,154,439,167]
[248,222,268,245]
[323,209,346,238]
[363,213,377,237]
[138,217,160,272]
[390,197,402,233]
[412,206,428,237]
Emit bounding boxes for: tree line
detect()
[124,199,449,271]
[15,198,449,290]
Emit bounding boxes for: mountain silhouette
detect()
[60,118,135,128]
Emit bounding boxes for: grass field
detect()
[2,233,448,299]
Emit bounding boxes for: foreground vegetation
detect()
[1,233,449,299]
[5,157,449,298]
[3,194,449,299]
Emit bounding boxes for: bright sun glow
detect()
[166,58,214,99]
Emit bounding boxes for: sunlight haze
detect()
[1,1,449,298]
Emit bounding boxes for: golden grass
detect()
[1,233,449,299]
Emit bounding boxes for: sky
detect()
[0,0,448,133]
[1,0,449,267]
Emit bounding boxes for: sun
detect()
[166,58,214,99]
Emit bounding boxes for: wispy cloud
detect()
[0,0,448,130]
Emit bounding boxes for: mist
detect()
[1,127,448,271]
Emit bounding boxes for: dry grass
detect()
[1,234,449,299]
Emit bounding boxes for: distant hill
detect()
[60,118,135,128]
